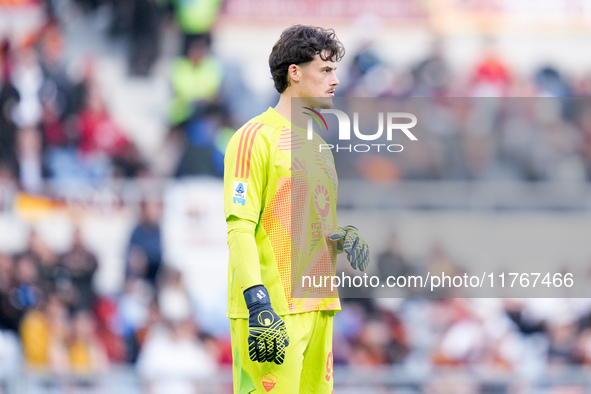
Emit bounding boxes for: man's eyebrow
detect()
[322,65,337,71]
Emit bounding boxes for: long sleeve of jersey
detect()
[226,215,262,292]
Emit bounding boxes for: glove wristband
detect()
[244,285,270,308]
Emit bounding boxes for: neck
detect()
[273,94,292,122]
[274,92,310,129]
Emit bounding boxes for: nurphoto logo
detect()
[303,107,418,153]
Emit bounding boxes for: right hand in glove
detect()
[243,285,290,364]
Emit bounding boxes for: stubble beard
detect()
[309,97,334,110]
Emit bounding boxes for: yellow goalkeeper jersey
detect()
[224,107,341,318]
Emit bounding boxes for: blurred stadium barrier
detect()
[4,365,591,393]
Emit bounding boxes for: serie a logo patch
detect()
[233,182,247,205]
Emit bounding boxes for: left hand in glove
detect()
[328,225,370,271]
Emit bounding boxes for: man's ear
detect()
[287,64,300,83]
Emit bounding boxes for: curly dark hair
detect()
[269,25,345,94]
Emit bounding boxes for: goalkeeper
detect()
[224,25,369,393]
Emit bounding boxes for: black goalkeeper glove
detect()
[329,225,370,271]
[244,285,289,364]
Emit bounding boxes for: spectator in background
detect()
[25,230,60,297]
[168,34,224,129]
[119,278,154,362]
[20,295,70,373]
[36,19,79,182]
[431,300,486,367]
[19,301,50,370]
[0,39,20,177]
[168,34,228,177]
[469,39,511,97]
[136,316,217,394]
[343,45,383,96]
[423,240,464,297]
[93,297,127,363]
[129,0,162,76]
[350,318,398,365]
[0,254,21,333]
[376,233,411,283]
[44,57,95,182]
[534,66,572,98]
[210,108,237,175]
[536,112,585,183]
[133,301,160,356]
[575,103,591,180]
[8,254,43,320]
[68,57,95,118]
[157,267,191,325]
[72,0,100,13]
[107,0,135,40]
[40,97,68,150]
[575,328,591,365]
[175,105,232,177]
[546,317,579,367]
[15,126,48,194]
[411,39,450,97]
[169,0,222,57]
[126,199,163,287]
[11,46,44,128]
[41,93,83,183]
[77,82,144,178]
[37,19,72,122]
[68,310,109,374]
[0,324,21,392]
[503,299,546,336]
[59,227,99,312]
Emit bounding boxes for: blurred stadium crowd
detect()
[2,0,591,392]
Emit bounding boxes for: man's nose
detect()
[332,73,339,86]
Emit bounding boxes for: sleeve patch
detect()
[233,182,248,206]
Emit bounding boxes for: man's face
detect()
[295,52,339,109]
